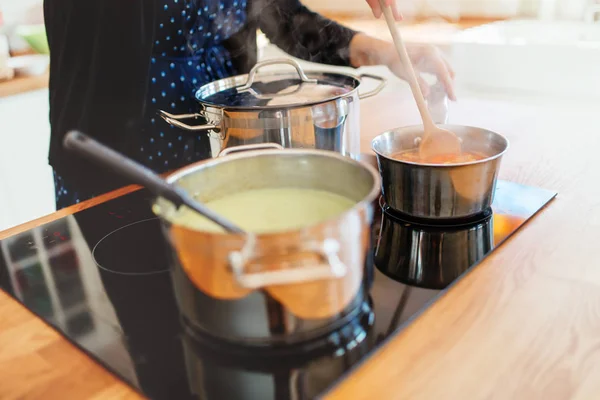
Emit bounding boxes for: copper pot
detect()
[153,145,380,344]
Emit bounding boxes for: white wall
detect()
[0,89,54,232]
[0,0,44,51]
[0,0,42,25]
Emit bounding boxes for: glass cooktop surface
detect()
[0,181,556,400]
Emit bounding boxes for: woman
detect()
[44,0,455,210]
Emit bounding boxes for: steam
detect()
[250,0,355,66]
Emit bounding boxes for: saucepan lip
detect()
[151,148,382,239]
[371,124,510,168]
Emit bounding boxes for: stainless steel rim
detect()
[196,73,360,110]
[371,125,510,168]
[160,148,382,235]
[192,61,385,110]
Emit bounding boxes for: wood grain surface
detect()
[0,70,49,99]
[0,185,143,399]
[324,91,600,399]
[0,293,143,400]
[2,47,600,400]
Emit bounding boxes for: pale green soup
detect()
[171,188,356,234]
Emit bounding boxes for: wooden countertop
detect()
[327,93,600,399]
[0,187,145,400]
[0,70,49,98]
[2,87,600,398]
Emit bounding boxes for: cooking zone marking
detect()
[91,218,170,276]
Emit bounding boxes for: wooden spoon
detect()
[378,0,462,160]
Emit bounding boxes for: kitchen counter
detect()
[0,70,49,98]
[328,91,600,399]
[2,80,600,398]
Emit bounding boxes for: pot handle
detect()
[228,239,347,289]
[218,142,284,157]
[158,110,220,133]
[237,58,318,92]
[358,74,387,100]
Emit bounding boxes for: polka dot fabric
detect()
[53,171,96,210]
[139,0,247,173]
[54,0,248,209]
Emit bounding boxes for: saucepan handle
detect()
[218,142,284,157]
[237,58,318,93]
[228,239,347,289]
[158,110,221,134]
[358,74,387,100]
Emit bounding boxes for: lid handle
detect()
[237,58,318,93]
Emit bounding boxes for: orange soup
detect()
[390,150,486,165]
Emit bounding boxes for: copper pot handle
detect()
[237,58,318,93]
[228,239,347,289]
[218,142,284,157]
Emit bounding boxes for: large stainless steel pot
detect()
[372,125,509,219]
[152,144,381,345]
[159,58,386,159]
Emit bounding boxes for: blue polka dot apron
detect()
[140,0,247,170]
[54,0,247,209]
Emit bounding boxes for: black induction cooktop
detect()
[0,181,556,400]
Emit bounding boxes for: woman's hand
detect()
[365,0,403,20]
[386,42,456,101]
[349,34,456,101]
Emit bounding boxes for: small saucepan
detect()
[372,125,509,220]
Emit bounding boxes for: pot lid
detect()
[195,59,358,109]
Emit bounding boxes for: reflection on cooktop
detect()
[0,181,557,400]
[92,217,170,276]
[182,300,375,400]
[376,205,495,290]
